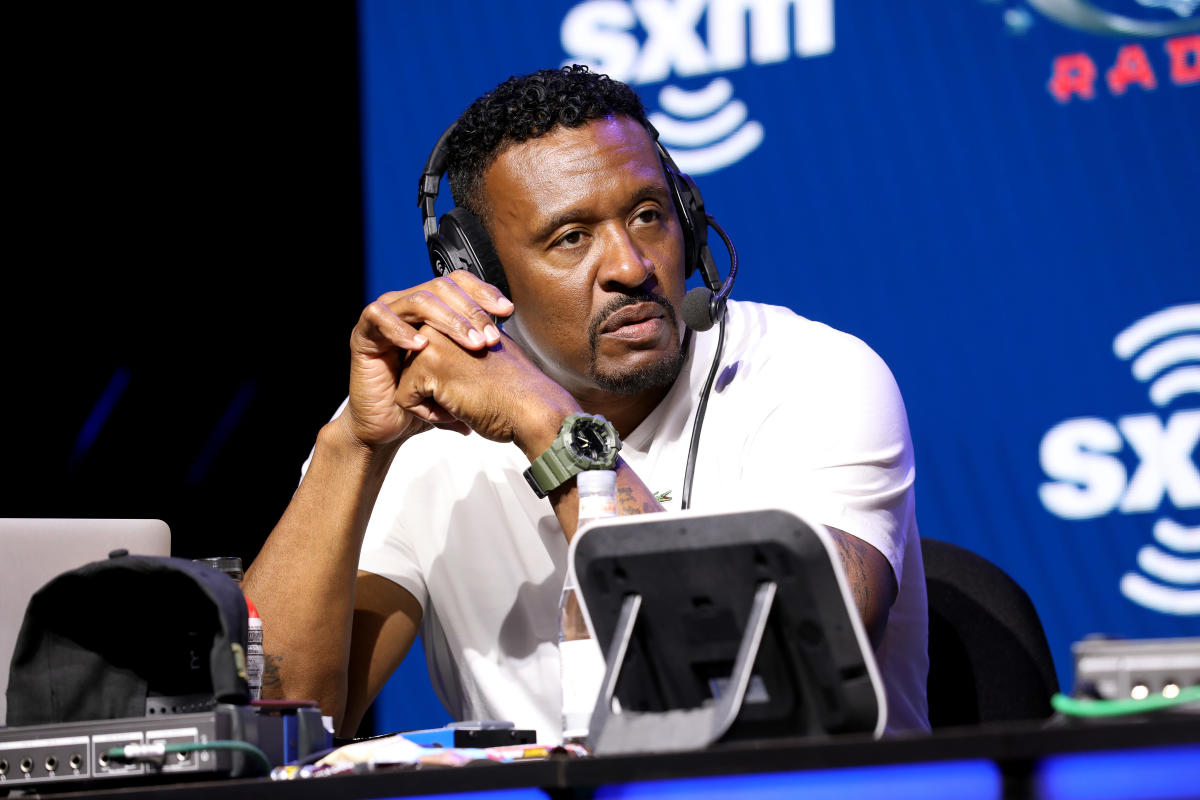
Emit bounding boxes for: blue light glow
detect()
[187,379,257,484]
[594,759,1002,800]
[71,366,131,469]
[376,791,547,800]
[1037,744,1200,800]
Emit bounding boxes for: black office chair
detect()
[923,537,1059,728]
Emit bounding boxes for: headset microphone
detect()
[681,287,717,332]
[681,216,738,332]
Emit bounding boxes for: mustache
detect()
[588,292,678,348]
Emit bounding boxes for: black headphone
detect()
[416,119,732,330]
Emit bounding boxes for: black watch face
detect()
[570,421,610,460]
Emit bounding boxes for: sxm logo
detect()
[560,0,834,174]
[1039,304,1200,615]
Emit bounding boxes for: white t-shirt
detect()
[356,300,929,741]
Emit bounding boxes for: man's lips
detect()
[599,302,665,335]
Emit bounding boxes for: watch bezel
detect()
[559,413,620,471]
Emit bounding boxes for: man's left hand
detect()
[394,325,579,460]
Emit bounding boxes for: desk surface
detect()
[27,715,1200,800]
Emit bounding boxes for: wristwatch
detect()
[523,413,621,499]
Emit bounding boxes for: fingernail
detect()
[412,334,428,347]
[467,329,485,347]
[496,296,514,310]
[484,324,501,343]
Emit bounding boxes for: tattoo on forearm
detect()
[616,486,640,516]
[613,485,663,517]
[616,486,661,515]
[262,653,284,696]
[837,536,873,617]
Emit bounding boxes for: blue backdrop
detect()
[357,0,1200,731]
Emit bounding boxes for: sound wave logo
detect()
[1114,304,1200,407]
[647,79,764,175]
[1115,303,1200,615]
[1121,519,1200,614]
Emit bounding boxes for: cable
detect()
[1050,686,1200,718]
[680,217,735,510]
[680,312,725,510]
[106,740,272,776]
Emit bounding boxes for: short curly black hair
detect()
[446,65,651,223]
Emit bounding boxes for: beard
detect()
[586,292,686,395]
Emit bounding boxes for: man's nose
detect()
[596,226,655,290]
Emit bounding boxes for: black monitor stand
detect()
[568,508,886,754]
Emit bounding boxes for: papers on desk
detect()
[269,735,587,780]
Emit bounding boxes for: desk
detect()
[33,716,1200,800]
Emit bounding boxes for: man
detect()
[244,66,928,742]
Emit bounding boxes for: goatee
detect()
[587,292,685,395]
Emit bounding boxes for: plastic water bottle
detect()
[559,469,617,743]
[195,556,263,701]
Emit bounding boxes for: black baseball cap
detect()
[6,551,250,725]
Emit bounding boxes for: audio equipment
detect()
[679,216,738,333]
[417,122,509,295]
[1072,636,1200,702]
[0,703,327,790]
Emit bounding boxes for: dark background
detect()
[7,6,363,565]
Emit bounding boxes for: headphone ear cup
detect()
[446,207,507,295]
[429,207,509,297]
[662,160,708,279]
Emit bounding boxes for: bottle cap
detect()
[577,469,617,494]
[195,556,245,582]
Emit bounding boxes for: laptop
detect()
[0,518,171,726]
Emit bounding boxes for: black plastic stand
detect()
[568,509,886,754]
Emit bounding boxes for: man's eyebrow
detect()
[530,181,672,243]
[531,208,587,243]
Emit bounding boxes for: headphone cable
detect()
[680,216,736,510]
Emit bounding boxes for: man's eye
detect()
[558,230,585,247]
[634,208,661,225]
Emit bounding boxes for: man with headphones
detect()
[245,66,927,742]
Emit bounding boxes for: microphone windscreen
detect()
[682,286,716,331]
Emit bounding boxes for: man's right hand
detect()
[340,270,515,448]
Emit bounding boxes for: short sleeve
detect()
[359,514,429,612]
[737,329,917,583]
[299,397,430,610]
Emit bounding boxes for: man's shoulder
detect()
[724,300,891,379]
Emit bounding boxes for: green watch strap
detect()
[526,447,576,497]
